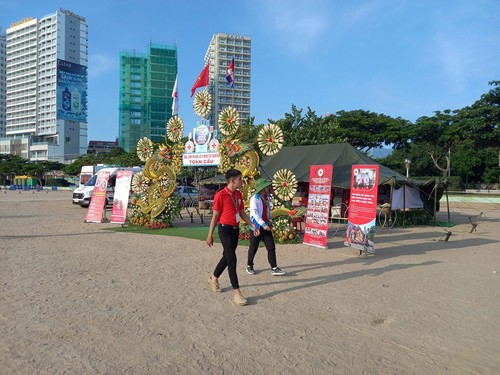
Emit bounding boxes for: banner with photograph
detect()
[344,165,380,254]
[85,171,110,223]
[303,165,333,249]
[57,59,87,122]
[110,170,133,224]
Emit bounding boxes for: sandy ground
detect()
[0,190,499,374]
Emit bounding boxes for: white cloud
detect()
[88,54,116,77]
[338,1,382,30]
[255,0,330,56]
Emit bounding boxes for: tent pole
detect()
[402,183,406,227]
[445,184,450,222]
[433,183,437,221]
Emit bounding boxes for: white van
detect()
[79,164,107,187]
[72,167,143,207]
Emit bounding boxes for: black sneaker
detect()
[246,265,255,275]
[271,267,286,276]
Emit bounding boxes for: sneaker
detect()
[271,267,287,276]
[246,265,255,275]
[233,291,248,306]
[207,277,221,292]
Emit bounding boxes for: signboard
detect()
[57,59,87,122]
[110,170,133,224]
[182,152,221,166]
[85,171,110,223]
[183,119,220,166]
[303,165,333,249]
[344,165,380,254]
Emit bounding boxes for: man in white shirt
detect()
[247,178,286,276]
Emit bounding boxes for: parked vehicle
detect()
[72,167,142,208]
[176,185,199,206]
[79,164,107,187]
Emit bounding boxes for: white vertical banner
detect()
[171,74,178,116]
[110,170,133,224]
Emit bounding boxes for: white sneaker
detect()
[271,267,286,276]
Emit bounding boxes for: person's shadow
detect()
[246,260,439,303]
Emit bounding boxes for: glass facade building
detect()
[119,43,177,152]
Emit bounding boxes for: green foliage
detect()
[63,147,143,176]
[396,209,434,227]
[46,178,70,187]
[0,155,65,184]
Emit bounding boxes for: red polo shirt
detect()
[213,187,244,226]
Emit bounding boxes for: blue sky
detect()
[2,0,499,143]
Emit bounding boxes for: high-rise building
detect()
[2,9,88,162]
[204,33,251,131]
[0,27,6,138]
[119,43,177,152]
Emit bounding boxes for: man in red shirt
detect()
[206,169,259,306]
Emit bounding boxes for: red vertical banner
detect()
[85,171,110,223]
[303,165,333,249]
[344,165,379,254]
[110,170,133,224]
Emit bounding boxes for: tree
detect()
[238,116,260,145]
[0,155,27,183]
[376,143,437,177]
[269,104,304,146]
[412,110,461,177]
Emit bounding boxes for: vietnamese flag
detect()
[190,64,209,97]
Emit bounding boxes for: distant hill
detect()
[369,148,393,159]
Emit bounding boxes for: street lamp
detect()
[404,159,411,178]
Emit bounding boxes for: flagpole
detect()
[231,56,235,108]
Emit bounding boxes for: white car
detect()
[176,186,199,206]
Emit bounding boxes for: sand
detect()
[1,190,499,374]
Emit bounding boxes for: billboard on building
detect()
[57,59,87,122]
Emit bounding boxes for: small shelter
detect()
[259,143,445,218]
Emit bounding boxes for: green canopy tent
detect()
[259,143,447,222]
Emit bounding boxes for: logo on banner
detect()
[183,119,220,166]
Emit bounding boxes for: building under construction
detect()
[118,43,177,152]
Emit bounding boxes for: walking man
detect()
[206,169,259,306]
[247,178,286,276]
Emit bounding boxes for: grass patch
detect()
[104,225,251,246]
[429,221,456,227]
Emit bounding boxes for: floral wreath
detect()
[193,89,212,118]
[218,106,240,135]
[166,116,184,142]
[272,169,298,201]
[258,123,284,156]
[136,137,154,162]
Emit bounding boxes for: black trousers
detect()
[248,228,277,269]
[214,225,240,289]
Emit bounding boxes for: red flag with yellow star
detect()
[190,64,209,97]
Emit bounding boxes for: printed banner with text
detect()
[110,170,133,224]
[303,165,333,249]
[344,165,379,254]
[85,171,110,223]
